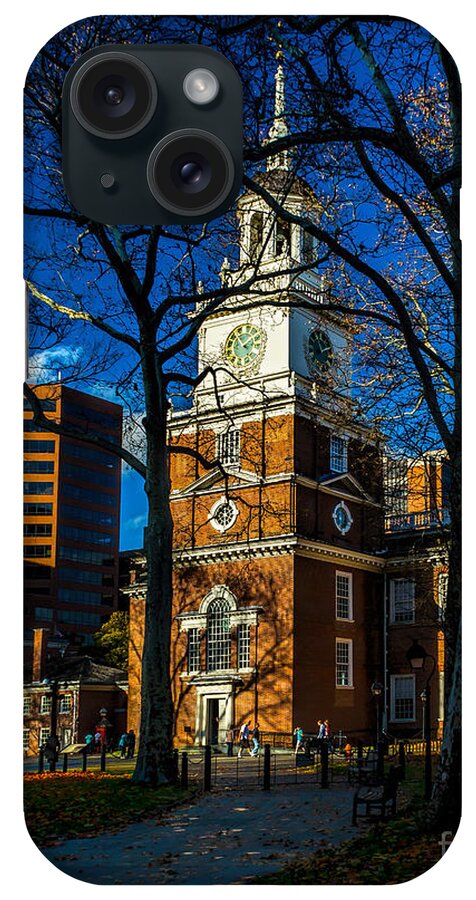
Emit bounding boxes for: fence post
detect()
[263,744,271,790]
[377,740,385,778]
[398,741,406,779]
[82,747,88,773]
[100,746,106,772]
[38,747,44,774]
[173,749,179,783]
[181,752,188,790]
[204,745,212,791]
[321,741,329,788]
[62,753,68,774]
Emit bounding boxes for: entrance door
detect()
[207,698,219,745]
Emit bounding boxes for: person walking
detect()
[250,722,260,757]
[84,732,94,754]
[94,730,102,753]
[225,726,234,757]
[316,719,325,753]
[238,721,251,758]
[118,732,128,759]
[126,729,136,759]
[294,725,304,755]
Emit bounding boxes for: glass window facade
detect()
[24,398,56,412]
[63,400,121,430]
[24,523,52,537]
[58,566,104,586]
[58,587,112,606]
[60,524,114,546]
[24,545,51,558]
[58,610,102,626]
[61,504,116,526]
[24,440,55,453]
[23,419,49,432]
[24,503,53,516]
[35,607,53,621]
[24,460,55,474]
[24,482,54,495]
[59,545,114,566]
[62,462,117,487]
[62,482,115,506]
[63,441,119,469]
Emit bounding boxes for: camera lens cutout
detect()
[147,129,234,216]
[70,52,157,139]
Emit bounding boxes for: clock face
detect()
[308,329,333,373]
[332,502,353,535]
[225,323,263,369]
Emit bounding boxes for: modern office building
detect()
[24,383,123,666]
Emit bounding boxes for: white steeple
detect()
[266,51,291,171]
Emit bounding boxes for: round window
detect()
[209,497,239,533]
[332,501,353,535]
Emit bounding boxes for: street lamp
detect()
[406,639,436,801]
[370,681,383,748]
[43,634,69,769]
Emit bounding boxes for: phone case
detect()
[23,14,461,885]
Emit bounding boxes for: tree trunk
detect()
[132,347,175,786]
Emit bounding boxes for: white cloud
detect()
[28,346,83,382]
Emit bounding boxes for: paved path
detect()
[42,784,359,884]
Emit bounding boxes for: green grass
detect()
[24,772,190,847]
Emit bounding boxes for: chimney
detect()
[32,628,49,682]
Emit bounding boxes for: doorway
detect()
[206,696,227,745]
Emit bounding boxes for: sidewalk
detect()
[42,783,358,884]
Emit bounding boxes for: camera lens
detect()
[104,86,124,106]
[70,52,157,139]
[147,130,234,216]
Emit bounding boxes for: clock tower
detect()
[165,58,385,747]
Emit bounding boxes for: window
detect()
[39,727,51,746]
[58,567,103,586]
[438,573,448,621]
[384,458,408,516]
[58,587,112,606]
[59,695,72,714]
[24,503,53,516]
[24,460,54,474]
[24,545,51,559]
[187,628,200,673]
[336,573,353,620]
[24,440,55,453]
[209,498,239,533]
[330,435,348,473]
[237,623,251,669]
[59,525,114,546]
[59,545,114,566]
[40,695,52,714]
[249,212,264,257]
[302,229,315,264]
[23,696,32,716]
[24,397,56,412]
[336,639,353,687]
[275,219,291,256]
[206,598,231,672]
[62,462,117,488]
[390,674,415,721]
[23,523,52,537]
[35,607,53,621]
[390,579,415,624]
[61,504,116,527]
[217,429,240,467]
[58,610,102,626]
[63,442,118,469]
[23,729,30,752]
[62,401,121,430]
[25,564,51,580]
[24,481,54,495]
[23,419,49,433]
[62,483,116,506]
[438,671,445,722]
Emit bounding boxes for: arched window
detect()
[276,219,291,256]
[206,597,231,671]
[249,212,264,258]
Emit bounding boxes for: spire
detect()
[266,50,290,171]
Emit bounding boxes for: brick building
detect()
[24,383,123,670]
[125,63,448,749]
[23,628,127,756]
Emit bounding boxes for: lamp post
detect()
[370,681,383,748]
[43,634,69,767]
[406,639,436,801]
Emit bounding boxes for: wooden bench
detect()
[348,749,379,784]
[352,766,401,825]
